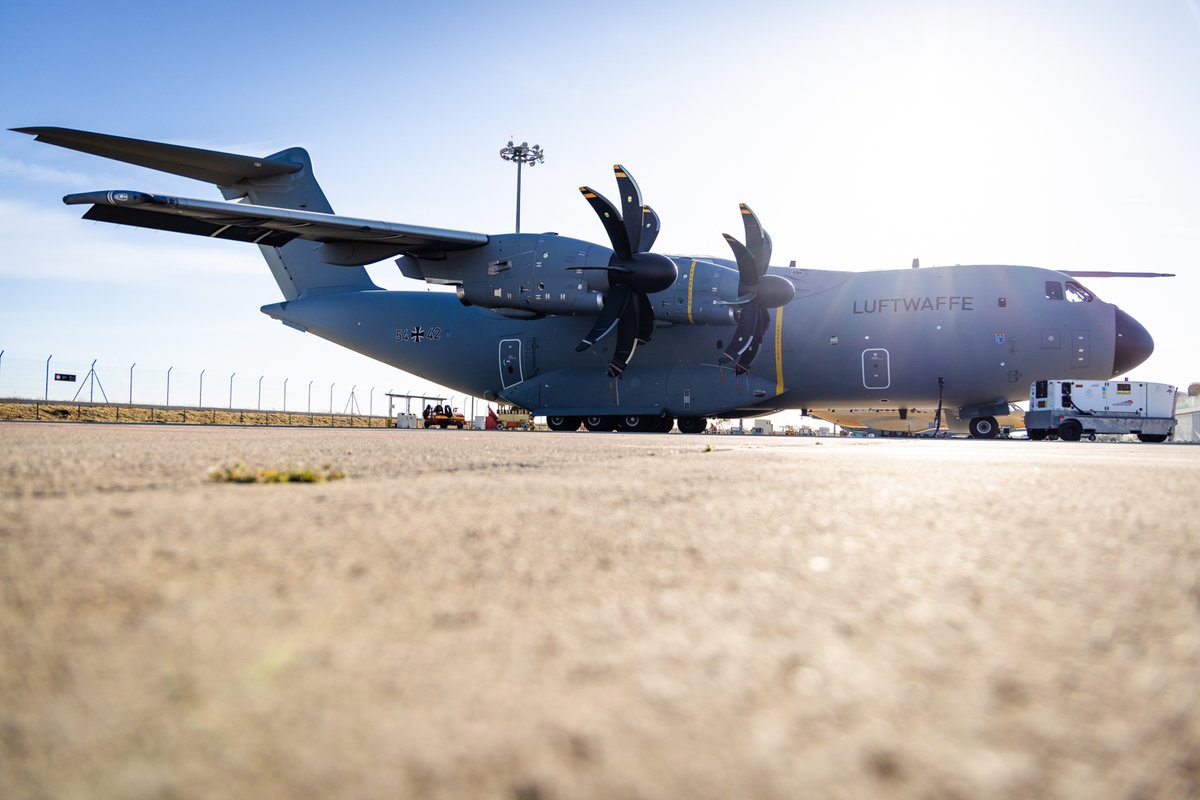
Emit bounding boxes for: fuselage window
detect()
[1044,281,1063,300]
[1064,280,1095,302]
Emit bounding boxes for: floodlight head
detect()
[499,139,545,166]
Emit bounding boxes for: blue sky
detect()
[2,1,1198,414]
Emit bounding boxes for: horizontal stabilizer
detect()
[12,126,300,186]
[82,203,299,247]
[64,190,489,263]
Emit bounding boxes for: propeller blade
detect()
[714,292,758,307]
[613,165,644,252]
[722,307,760,364]
[635,291,655,344]
[736,307,772,371]
[577,165,671,376]
[723,233,760,288]
[574,264,632,274]
[576,283,632,351]
[579,186,632,261]
[608,296,640,377]
[739,204,772,277]
[639,205,660,252]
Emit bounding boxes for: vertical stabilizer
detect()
[220,145,376,300]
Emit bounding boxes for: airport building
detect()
[1175,383,1200,443]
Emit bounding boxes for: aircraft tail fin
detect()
[14,126,377,300]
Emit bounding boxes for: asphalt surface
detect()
[1,422,1198,799]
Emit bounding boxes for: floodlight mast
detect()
[499,139,544,234]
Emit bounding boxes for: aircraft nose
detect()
[1112,308,1154,376]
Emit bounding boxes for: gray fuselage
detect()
[263,248,1149,423]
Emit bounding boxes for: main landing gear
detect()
[546,415,710,433]
[968,416,999,439]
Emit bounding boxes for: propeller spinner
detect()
[575,166,677,377]
[718,204,795,372]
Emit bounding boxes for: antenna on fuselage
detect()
[912,258,920,269]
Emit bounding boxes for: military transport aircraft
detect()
[15,126,1164,437]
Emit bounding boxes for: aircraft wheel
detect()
[1028,429,1048,441]
[677,416,706,434]
[583,416,616,432]
[546,415,582,432]
[456,422,464,429]
[656,415,675,433]
[1137,433,1168,443]
[617,415,652,433]
[968,416,999,439]
[1058,419,1083,442]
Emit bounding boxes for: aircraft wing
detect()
[1060,271,1175,278]
[61,190,489,263]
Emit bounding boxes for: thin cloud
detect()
[0,156,93,187]
[0,199,262,286]
[1188,0,1200,30]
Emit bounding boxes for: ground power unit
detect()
[1024,380,1177,442]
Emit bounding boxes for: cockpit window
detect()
[1064,280,1095,302]
[1045,281,1063,300]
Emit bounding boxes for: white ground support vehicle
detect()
[1023,380,1178,442]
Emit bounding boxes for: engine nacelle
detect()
[405,233,612,316]
[457,272,605,315]
[650,258,741,326]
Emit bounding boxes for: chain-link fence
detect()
[0,351,460,425]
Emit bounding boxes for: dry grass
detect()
[209,462,348,483]
[0,400,392,428]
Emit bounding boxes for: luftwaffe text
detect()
[852,296,975,314]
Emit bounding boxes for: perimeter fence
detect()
[0,351,460,424]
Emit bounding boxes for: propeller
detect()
[575,165,678,376]
[718,204,796,372]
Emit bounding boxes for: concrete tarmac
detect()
[1,421,1198,799]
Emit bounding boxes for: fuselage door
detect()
[862,348,891,390]
[499,338,525,389]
